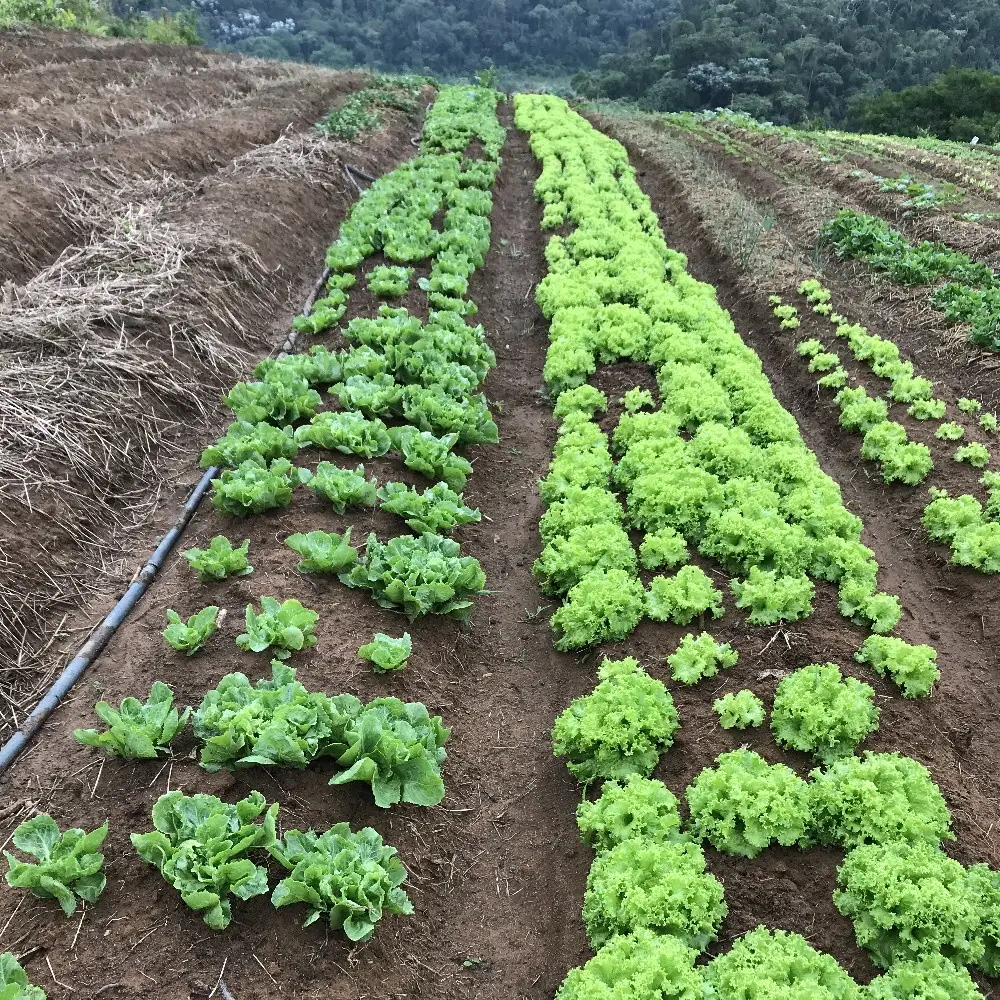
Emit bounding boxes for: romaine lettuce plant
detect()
[388,426,473,490]
[131,790,277,930]
[576,775,685,853]
[224,369,322,425]
[358,633,412,673]
[367,265,413,298]
[714,690,765,729]
[285,529,358,575]
[302,462,377,513]
[4,815,108,917]
[236,597,319,659]
[270,824,413,940]
[211,458,307,516]
[74,682,189,759]
[376,481,481,534]
[667,632,739,685]
[200,420,298,470]
[294,411,392,458]
[184,536,252,582]
[552,657,678,784]
[0,953,46,999]
[162,606,219,655]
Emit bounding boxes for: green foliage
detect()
[552,657,679,784]
[131,790,277,930]
[703,927,861,1000]
[270,824,413,940]
[576,775,685,854]
[622,387,655,413]
[224,369,322,425]
[74,682,189,759]
[192,662,360,772]
[4,815,108,918]
[340,532,486,621]
[731,568,814,625]
[667,632,739,685]
[770,663,879,764]
[686,749,811,858]
[163,606,219,656]
[714,690,765,729]
[936,422,966,442]
[834,841,984,969]
[210,458,307,516]
[855,635,940,699]
[0,952,46,1000]
[295,412,392,458]
[980,413,998,432]
[955,442,991,467]
[554,928,703,1000]
[553,385,608,421]
[358,632,412,673]
[302,462,377,513]
[328,698,450,808]
[864,955,985,1000]
[388,427,473,491]
[285,529,359,575]
[200,420,297,470]
[638,526,690,570]
[647,566,725,625]
[376,481,480,534]
[958,398,982,414]
[533,522,637,596]
[910,398,948,420]
[582,840,727,951]
[236,597,319,659]
[184,536,252,582]
[808,752,954,850]
[550,568,647,651]
[367,265,413,298]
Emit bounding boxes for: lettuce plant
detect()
[855,635,940,698]
[329,698,450,808]
[956,442,990,467]
[909,398,948,420]
[193,662,361,771]
[74,682,189,759]
[533,522,637,596]
[270,824,412,940]
[377,481,481,534]
[358,633,412,673]
[162,606,219,655]
[936,422,966,441]
[714,690,765,729]
[770,663,879,764]
[808,752,954,850]
[303,462,377,513]
[285,529,358,575]
[237,597,319,659]
[539,486,624,545]
[667,632,739,685]
[834,841,983,969]
[294,411,392,458]
[966,865,1000,977]
[388,426,473,491]
[554,929,703,1000]
[647,566,724,625]
[576,775,685,854]
[703,927,861,1000]
[184,536,252,582]
[865,955,985,1000]
[340,532,486,621]
[552,657,679,784]
[211,458,307,516]
[0,952,46,999]
[551,568,646,650]
[200,420,298,469]
[131,791,277,930]
[582,839,727,951]
[224,369,322,425]
[4,815,108,917]
[367,265,413,298]
[730,568,814,625]
[686,749,811,858]
[981,413,998,432]
[638,526,690,570]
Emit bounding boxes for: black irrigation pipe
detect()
[0,251,343,777]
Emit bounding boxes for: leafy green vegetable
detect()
[808,752,954,850]
[236,597,319,659]
[131,790,277,930]
[302,462,377,513]
[956,442,990,467]
[770,663,879,764]
[730,568,814,625]
[0,952,46,1000]
[74,682,189,759]
[211,458,307,516]
[576,775,685,854]
[703,927,861,1000]
[224,369,322,425]
[622,387,655,412]
[377,481,481,534]
[184,536,252,582]
[162,606,219,655]
[865,955,985,1000]
[200,420,298,469]
[192,662,361,771]
[270,824,413,940]
[647,566,725,625]
[285,529,358,575]
[667,632,739,685]
[834,841,983,969]
[358,633,412,673]
[552,657,679,784]
[855,635,940,698]
[533,522,637,596]
[550,568,646,651]
[294,411,392,458]
[4,815,108,917]
[714,690,765,729]
[340,532,486,621]
[966,865,1000,977]
[980,413,998,433]
[638,526,690,570]
[937,422,966,441]
[686,749,811,858]
[582,839,727,951]
[367,265,413,298]
[388,426,473,491]
[329,698,450,808]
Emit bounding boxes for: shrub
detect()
[577,775,685,853]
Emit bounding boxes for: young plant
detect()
[981,413,998,432]
[552,657,679,784]
[909,398,948,420]
[162,606,219,656]
[302,462,377,513]
[533,523,637,596]
[958,398,982,414]
[714,690,765,730]
[270,824,413,940]
[74,682,189,759]
[211,458,308,516]
[647,566,725,625]
[667,632,739,685]
[131,791,277,930]
[576,775,685,853]
[621,387,655,412]
[936,422,966,441]
[367,265,413,298]
[237,598,319,659]
[224,370,322,425]
[855,635,940,698]
[956,442,991,467]
[550,568,646,651]
[638,526,690,570]
[295,411,392,458]
[730,568,814,625]
[388,426,473,491]
[0,953,46,999]
[358,633,412,673]
[285,529,358,575]
[865,956,985,1000]
[376,481,481,535]
[184,536,252,582]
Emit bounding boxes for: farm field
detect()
[3,27,1000,1000]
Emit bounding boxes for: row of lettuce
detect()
[516,94,990,1000]
[1,85,507,984]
